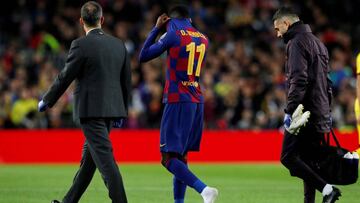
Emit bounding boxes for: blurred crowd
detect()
[1,0,360,130]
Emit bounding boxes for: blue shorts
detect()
[160,103,204,155]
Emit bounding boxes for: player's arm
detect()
[138,28,166,62]
[139,13,172,62]
[285,41,309,114]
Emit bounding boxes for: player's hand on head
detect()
[155,13,170,28]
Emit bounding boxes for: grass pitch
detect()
[0,164,359,203]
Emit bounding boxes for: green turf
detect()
[0,163,359,203]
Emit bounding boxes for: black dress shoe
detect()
[51,200,61,203]
[323,187,341,203]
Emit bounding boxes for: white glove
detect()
[285,104,311,135]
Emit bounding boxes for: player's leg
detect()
[171,154,217,203]
[161,152,218,203]
[62,141,96,203]
[173,176,187,203]
[160,103,188,203]
[188,103,218,203]
[161,152,206,193]
[160,102,205,194]
[160,103,217,202]
[173,154,187,203]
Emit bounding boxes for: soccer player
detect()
[139,5,218,203]
[355,52,360,155]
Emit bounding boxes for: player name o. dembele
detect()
[180,30,207,39]
[181,81,199,87]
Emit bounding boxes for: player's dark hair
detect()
[81,1,103,27]
[272,6,299,21]
[169,4,190,19]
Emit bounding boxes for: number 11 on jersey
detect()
[186,42,205,77]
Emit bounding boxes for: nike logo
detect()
[160,143,166,147]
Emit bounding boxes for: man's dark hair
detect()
[81,1,103,27]
[272,6,299,21]
[169,5,190,18]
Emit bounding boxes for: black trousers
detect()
[62,118,127,203]
[281,126,327,203]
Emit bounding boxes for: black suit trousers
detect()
[63,118,127,203]
[280,126,327,203]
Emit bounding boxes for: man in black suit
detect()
[38,1,130,203]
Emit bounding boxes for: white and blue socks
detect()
[201,186,219,203]
[166,158,206,192]
[166,158,213,202]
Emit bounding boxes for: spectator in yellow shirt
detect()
[10,88,38,128]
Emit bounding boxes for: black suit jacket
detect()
[43,28,131,120]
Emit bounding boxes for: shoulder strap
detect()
[329,129,341,148]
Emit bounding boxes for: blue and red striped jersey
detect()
[139,18,208,103]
